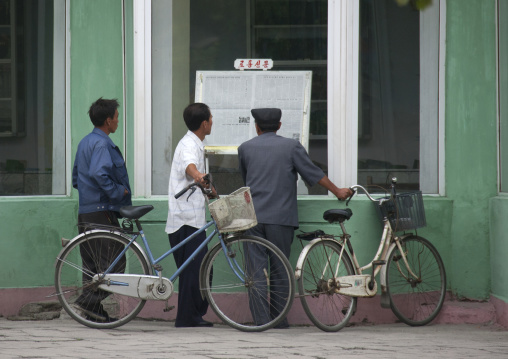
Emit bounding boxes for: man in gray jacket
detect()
[238,108,352,328]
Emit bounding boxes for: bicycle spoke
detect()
[55,232,150,329]
[386,236,446,326]
[203,235,295,332]
[298,240,356,332]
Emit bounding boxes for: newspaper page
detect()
[195,71,312,149]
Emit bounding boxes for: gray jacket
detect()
[238,132,324,228]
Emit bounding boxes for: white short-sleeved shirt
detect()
[165,131,206,234]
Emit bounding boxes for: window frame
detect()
[327,0,445,195]
[0,0,68,197]
[133,0,445,196]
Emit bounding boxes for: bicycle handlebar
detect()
[345,177,398,206]
[174,174,213,200]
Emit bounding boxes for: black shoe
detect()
[72,303,117,323]
[175,320,214,328]
[195,320,213,327]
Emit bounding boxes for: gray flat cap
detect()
[251,108,282,126]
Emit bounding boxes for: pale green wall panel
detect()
[70,0,125,158]
[445,0,497,299]
[0,200,77,287]
[490,197,508,302]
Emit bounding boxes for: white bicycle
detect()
[294,178,446,332]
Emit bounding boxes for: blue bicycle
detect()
[54,177,295,332]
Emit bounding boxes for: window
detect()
[146,0,441,196]
[357,0,440,193]
[150,0,328,195]
[0,0,66,196]
[328,0,441,194]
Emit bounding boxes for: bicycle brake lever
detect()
[186,186,197,201]
[345,188,355,206]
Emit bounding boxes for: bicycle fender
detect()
[379,234,414,295]
[54,229,152,275]
[199,241,221,300]
[295,238,337,280]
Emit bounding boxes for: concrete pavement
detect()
[0,316,507,359]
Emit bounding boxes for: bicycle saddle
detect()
[119,205,154,219]
[323,208,353,223]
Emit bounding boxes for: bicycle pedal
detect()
[163,305,175,312]
[372,260,386,266]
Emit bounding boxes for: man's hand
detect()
[334,187,353,201]
[317,175,353,201]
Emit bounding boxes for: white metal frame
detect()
[133,0,152,197]
[52,0,68,195]
[327,0,445,194]
[327,0,359,189]
[131,0,445,196]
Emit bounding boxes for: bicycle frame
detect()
[89,216,245,294]
[346,218,392,278]
[295,196,422,299]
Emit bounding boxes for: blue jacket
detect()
[72,128,132,214]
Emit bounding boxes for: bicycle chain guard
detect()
[335,274,377,297]
[95,274,174,300]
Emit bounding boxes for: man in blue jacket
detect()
[71,97,132,322]
[238,108,352,328]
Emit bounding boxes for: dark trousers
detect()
[168,225,209,327]
[76,211,126,309]
[245,223,294,327]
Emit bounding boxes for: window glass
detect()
[198,0,327,195]
[0,0,64,196]
[151,0,328,195]
[358,0,421,192]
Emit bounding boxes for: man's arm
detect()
[185,163,216,197]
[185,163,206,184]
[72,161,79,189]
[318,176,352,201]
[237,146,247,184]
[90,145,127,201]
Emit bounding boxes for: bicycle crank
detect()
[95,274,174,300]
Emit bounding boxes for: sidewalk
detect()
[0,316,506,359]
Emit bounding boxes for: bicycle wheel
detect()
[54,231,151,329]
[298,239,357,332]
[202,235,295,332]
[386,235,446,326]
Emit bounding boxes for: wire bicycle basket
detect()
[375,191,426,231]
[209,187,257,233]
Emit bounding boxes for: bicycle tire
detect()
[201,235,295,332]
[54,231,151,329]
[386,235,446,326]
[298,239,357,332]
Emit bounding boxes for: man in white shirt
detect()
[165,103,214,327]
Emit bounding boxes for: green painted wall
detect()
[70,0,125,156]
[0,199,77,287]
[1,0,506,312]
[490,197,508,303]
[0,0,127,289]
[445,0,498,299]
